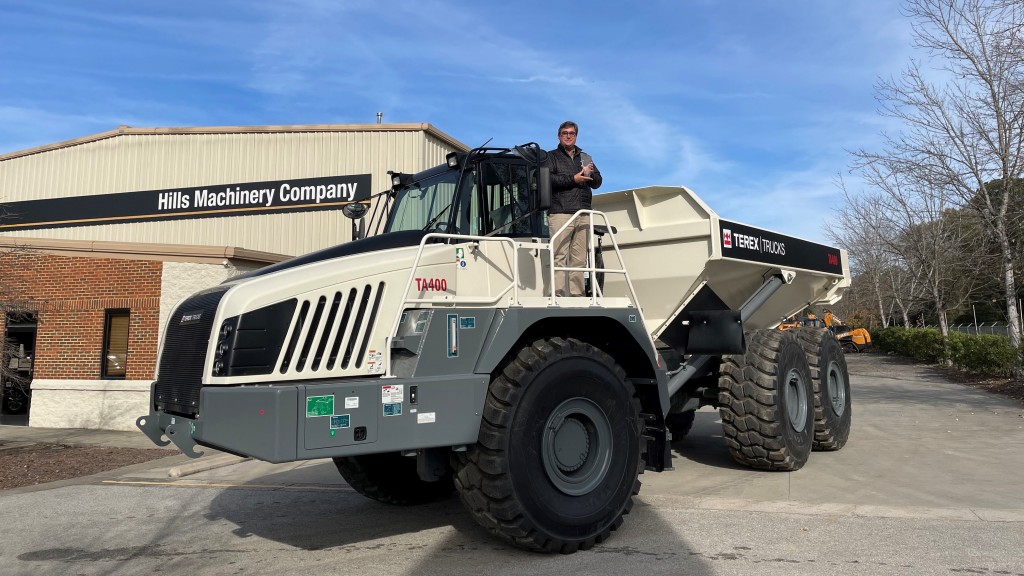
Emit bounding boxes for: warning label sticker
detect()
[366,349,384,374]
[381,385,403,404]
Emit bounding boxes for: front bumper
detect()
[137,374,487,463]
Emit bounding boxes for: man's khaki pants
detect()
[548,213,590,297]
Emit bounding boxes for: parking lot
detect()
[1,353,1022,575]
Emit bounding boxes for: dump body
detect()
[592,186,849,337]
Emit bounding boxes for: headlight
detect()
[213,318,238,376]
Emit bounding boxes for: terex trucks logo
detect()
[724,228,786,255]
[719,219,843,276]
[180,311,204,325]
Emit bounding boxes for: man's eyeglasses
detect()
[559,131,577,136]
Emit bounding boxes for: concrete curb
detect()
[168,454,251,478]
[640,494,1024,523]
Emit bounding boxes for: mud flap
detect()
[681,310,745,355]
[642,413,673,472]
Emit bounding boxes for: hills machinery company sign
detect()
[0,174,371,231]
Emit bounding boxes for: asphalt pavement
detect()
[2,353,1023,519]
[1,353,1023,575]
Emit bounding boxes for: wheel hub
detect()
[541,397,613,496]
[826,360,847,416]
[784,368,808,433]
[552,417,590,473]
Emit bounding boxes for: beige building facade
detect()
[0,123,468,430]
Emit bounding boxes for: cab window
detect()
[476,161,532,237]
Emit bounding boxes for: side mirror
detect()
[342,202,368,220]
[538,166,551,211]
[342,202,369,240]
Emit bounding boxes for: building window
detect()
[102,310,130,379]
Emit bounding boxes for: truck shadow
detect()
[669,409,750,471]
[202,462,715,571]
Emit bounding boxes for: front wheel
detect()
[665,410,696,441]
[453,337,643,553]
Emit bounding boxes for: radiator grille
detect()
[155,287,228,417]
[278,282,386,375]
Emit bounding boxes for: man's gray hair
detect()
[558,120,579,135]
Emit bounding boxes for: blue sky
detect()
[0,0,914,243]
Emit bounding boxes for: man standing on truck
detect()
[546,120,603,297]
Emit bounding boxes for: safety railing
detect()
[383,219,647,377]
[547,209,644,309]
[385,233,517,377]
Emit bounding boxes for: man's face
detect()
[559,127,577,148]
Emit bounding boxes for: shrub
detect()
[951,334,1018,377]
[871,326,1020,377]
[906,328,946,363]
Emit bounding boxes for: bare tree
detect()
[863,0,1024,351]
[840,160,981,341]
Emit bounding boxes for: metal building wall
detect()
[0,125,466,256]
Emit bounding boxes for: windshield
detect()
[386,169,464,233]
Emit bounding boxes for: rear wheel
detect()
[453,337,643,553]
[333,452,455,505]
[718,330,814,471]
[796,328,852,451]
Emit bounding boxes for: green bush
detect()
[872,327,907,354]
[952,334,1018,376]
[871,326,1020,377]
[907,328,947,363]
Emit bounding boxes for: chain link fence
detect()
[948,323,1012,338]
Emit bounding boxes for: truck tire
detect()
[665,410,696,441]
[333,452,455,505]
[718,330,814,471]
[452,337,643,553]
[796,328,852,451]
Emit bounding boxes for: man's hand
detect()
[573,168,593,184]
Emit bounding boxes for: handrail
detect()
[385,232,517,377]
[547,209,644,309]
[384,216,650,377]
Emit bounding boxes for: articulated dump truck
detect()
[138,143,852,553]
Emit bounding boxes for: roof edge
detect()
[0,235,292,266]
[0,122,469,162]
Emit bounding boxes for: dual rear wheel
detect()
[718,328,851,471]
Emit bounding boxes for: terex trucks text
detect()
[138,143,853,553]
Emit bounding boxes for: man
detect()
[546,120,602,297]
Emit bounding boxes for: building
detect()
[0,123,467,430]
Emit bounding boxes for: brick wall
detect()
[0,250,162,380]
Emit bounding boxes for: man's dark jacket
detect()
[546,144,602,215]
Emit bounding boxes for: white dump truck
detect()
[138,143,852,553]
